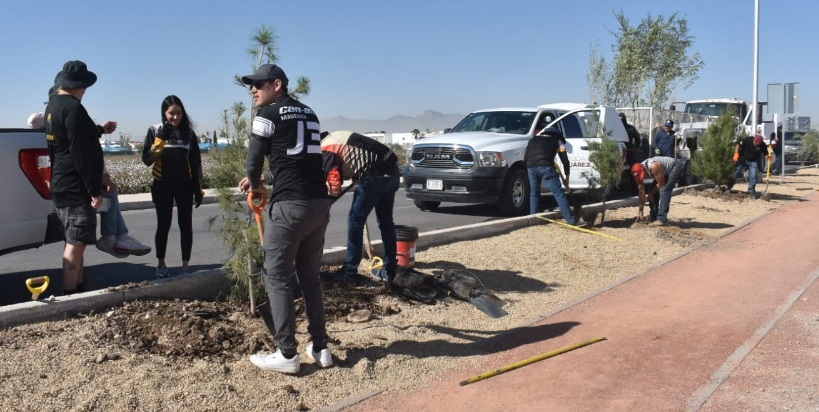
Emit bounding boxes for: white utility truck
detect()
[402,103,628,215]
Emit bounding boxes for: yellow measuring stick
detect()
[536,215,620,240]
[459,336,606,386]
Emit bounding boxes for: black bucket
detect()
[395,225,419,268]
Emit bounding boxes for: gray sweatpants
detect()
[262,198,330,355]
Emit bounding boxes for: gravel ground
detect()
[1,169,818,412]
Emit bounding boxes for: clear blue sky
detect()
[1,0,815,139]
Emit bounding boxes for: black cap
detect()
[618,112,626,119]
[241,64,289,87]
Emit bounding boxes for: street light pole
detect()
[751,0,760,137]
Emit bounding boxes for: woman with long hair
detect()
[141,95,204,277]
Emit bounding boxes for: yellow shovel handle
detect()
[368,256,384,271]
[26,276,50,295]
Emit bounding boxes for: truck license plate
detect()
[426,179,443,191]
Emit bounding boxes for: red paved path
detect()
[343,193,819,412]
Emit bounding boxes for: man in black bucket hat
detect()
[45,60,117,294]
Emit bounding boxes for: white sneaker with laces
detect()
[96,236,128,258]
[305,342,333,368]
[249,350,300,374]
[115,233,152,256]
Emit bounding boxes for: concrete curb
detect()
[0,269,227,328]
[0,185,693,329]
[118,189,226,211]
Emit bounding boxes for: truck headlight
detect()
[476,152,506,167]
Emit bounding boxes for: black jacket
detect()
[738,136,767,163]
[44,94,105,207]
[524,134,570,176]
[246,95,327,203]
[141,124,203,190]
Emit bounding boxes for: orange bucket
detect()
[395,225,419,268]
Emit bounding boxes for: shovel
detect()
[245,192,267,315]
[763,151,773,201]
[363,222,387,282]
[247,192,281,336]
[25,276,50,300]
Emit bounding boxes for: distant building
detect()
[390,131,445,148]
[363,132,387,144]
[391,133,415,147]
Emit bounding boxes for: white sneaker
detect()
[305,342,333,368]
[249,350,300,374]
[115,233,152,256]
[96,236,128,258]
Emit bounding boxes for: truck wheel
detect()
[413,200,440,211]
[498,168,529,216]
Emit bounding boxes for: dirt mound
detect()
[685,186,751,202]
[654,226,708,248]
[86,267,399,363]
[94,299,256,361]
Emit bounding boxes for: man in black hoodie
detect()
[45,61,117,293]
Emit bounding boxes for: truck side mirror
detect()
[443,128,451,134]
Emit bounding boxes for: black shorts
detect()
[56,203,97,245]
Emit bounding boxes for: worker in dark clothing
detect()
[620,112,642,149]
[769,123,783,174]
[45,60,115,294]
[651,120,676,158]
[321,131,400,286]
[728,134,768,198]
[524,127,587,226]
[239,64,332,375]
[620,112,645,192]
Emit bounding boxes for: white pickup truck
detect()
[0,129,63,256]
[403,103,628,215]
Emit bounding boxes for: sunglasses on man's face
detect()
[252,80,270,90]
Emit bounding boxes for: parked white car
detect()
[403,103,628,215]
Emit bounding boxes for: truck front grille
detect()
[410,146,474,169]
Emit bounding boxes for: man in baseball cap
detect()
[631,155,689,226]
[241,64,289,89]
[239,63,333,375]
[729,134,768,198]
[651,119,676,157]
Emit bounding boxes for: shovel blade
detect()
[256,300,277,336]
[469,294,508,319]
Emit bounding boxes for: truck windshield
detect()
[449,111,537,135]
[684,103,747,120]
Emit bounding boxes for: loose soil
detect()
[1,169,818,412]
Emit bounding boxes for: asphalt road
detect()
[0,188,520,305]
[1,163,801,305]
